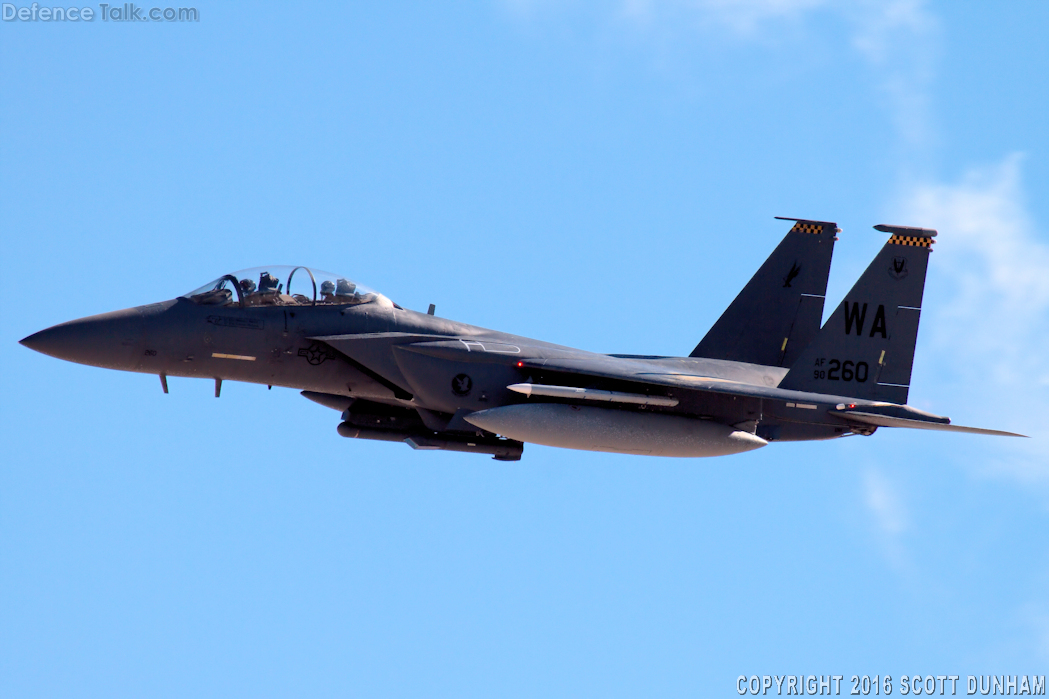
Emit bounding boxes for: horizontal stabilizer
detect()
[832,409,1027,437]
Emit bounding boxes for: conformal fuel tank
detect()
[463,403,767,457]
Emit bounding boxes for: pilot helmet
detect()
[239,278,257,294]
[335,279,356,297]
[320,280,336,296]
[258,272,280,293]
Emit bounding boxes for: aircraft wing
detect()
[516,354,1027,437]
[827,410,1026,437]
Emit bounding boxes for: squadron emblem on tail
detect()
[889,256,909,280]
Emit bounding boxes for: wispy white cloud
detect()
[906,155,1049,322]
[685,0,940,152]
[847,0,932,64]
[1018,602,1049,664]
[618,0,828,37]
[504,0,939,153]
[897,154,1049,478]
[864,467,908,536]
[862,467,912,571]
[844,0,939,152]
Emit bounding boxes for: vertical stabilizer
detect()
[777,224,936,404]
[691,217,837,367]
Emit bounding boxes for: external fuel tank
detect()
[463,404,767,457]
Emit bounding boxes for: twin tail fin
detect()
[778,224,936,404]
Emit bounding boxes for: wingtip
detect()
[949,424,1029,438]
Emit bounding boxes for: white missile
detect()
[464,403,766,457]
[507,382,679,407]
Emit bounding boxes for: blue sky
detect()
[2,1,1047,696]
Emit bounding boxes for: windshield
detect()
[182,266,394,308]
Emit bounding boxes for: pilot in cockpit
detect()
[258,272,280,294]
[239,278,257,296]
[335,279,356,299]
[251,272,281,304]
[320,280,337,303]
[336,278,375,305]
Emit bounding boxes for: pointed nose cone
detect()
[19,329,56,354]
[20,307,146,370]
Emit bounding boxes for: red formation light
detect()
[516,361,524,367]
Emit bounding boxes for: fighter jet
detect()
[20,218,1024,461]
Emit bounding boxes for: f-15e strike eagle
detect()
[20,218,1024,460]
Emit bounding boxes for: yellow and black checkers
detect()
[888,234,934,248]
[789,222,824,235]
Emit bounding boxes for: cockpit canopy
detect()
[183,266,394,308]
